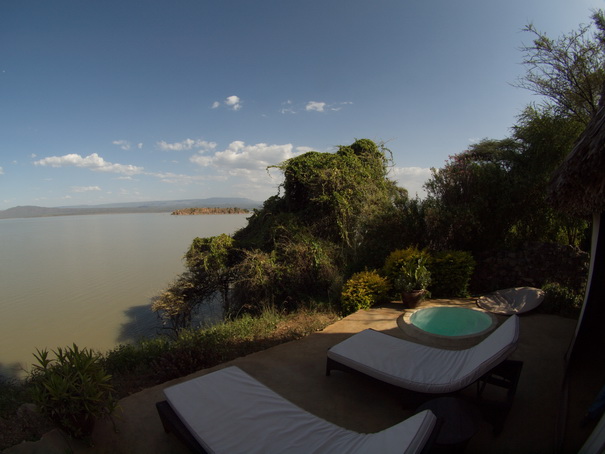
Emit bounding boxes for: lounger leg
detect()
[156,401,208,454]
[326,357,333,376]
[476,360,524,435]
[156,401,174,434]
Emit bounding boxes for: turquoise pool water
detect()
[410,307,494,337]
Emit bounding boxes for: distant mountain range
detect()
[0,198,262,220]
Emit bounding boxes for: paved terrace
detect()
[4,299,597,454]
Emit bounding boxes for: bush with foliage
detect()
[29,344,117,440]
[541,282,583,317]
[428,250,476,297]
[340,270,391,315]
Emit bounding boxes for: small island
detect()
[171,207,250,215]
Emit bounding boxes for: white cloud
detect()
[189,155,213,166]
[389,166,432,198]
[149,171,226,185]
[225,95,242,111]
[281,100,352,114]
[280,100,296,115]
[306,101,326,112]
[0,166,3,175]
[34,153,144,175]
[295,146,315,154]
[329,102,353,111]
[71,185,101,193]
[112,140,131,150]
[157,139,217,152]
[137,143,143,149]
[211,96,243,111]
[190,141,300,171]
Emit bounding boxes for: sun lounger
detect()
[476,287,545,315]
[157,366,439,454]
[326,315,520,395]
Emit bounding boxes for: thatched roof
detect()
[548,84,605,216]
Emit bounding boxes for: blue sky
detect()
[1,0,603,210]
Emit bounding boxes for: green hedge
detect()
[382,248,475,298]
[427,250,475,297]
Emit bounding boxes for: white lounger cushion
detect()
[327,315,519,394]
[164,366,437,454]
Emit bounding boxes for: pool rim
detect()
[402,305,498,339]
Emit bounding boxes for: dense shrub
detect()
[0,376,28,416]
[541,282,583,317]
[340,270,391,315]
[428,250,476,297]
[101,308,339,393]
[103,337,171,375]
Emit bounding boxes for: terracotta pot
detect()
[401,290,426,308]
[57,412,96,439]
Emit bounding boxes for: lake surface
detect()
[0,213,249,378]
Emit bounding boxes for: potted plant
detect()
[394,257,432,308]
[29,344,117,441]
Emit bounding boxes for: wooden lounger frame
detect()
[156,394,442,454]
[326,356,523,434]
[156,400,208,454]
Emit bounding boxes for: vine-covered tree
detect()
[153,139,410,332]
[236,139,406,269]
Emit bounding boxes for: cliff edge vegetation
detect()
[171,207,250,215]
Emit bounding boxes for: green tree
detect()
[515,10,605,125]
[423,139,520,253]
[151,273,202,335]
[510,107,588,245]
[185,234,236,315]
[422,122,589,252]
[153,234,239,334]
[421,13,601,253]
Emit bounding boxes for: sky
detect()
[1,0,604,210]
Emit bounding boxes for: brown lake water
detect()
[0,213,249,378]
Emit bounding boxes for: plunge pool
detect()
[409,306,496,338]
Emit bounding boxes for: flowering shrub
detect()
[541,282,583,317]
[340,270,391,315]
